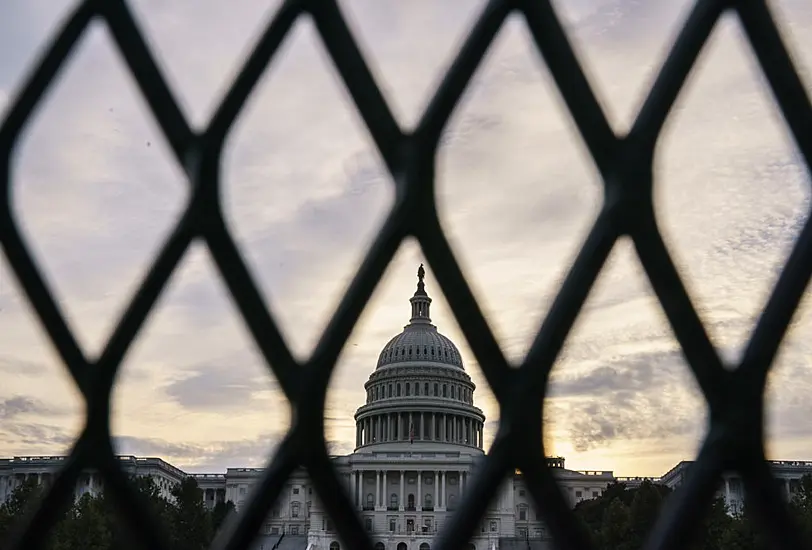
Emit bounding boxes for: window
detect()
[389,519,396,532]
[434,383,438,396]
[407,494,415,509]
[420,543,431,550]
[271,527,279,535]
[575,491,582,498]
[290,525,299,535]
[424,494,433,508]
[291,502,300,517]
[490,520,498,532]
[405,383,411,396]
[239,487,246,495]
[366,493,374,509]
[406,519,414,533]
[443,384,447,397]
[388,385,393,397]
[519,490,525,496]
[398,543,408,550]
[519,506,527,520]
[390,493,398,509]
[397,384,401,396]
[375,544,385,550]
[292,487,299,495]
[425,382,429,395]
[330,542,340,550]
[365,518,373,532]
[518,528,528,539]
[592,491,599,498]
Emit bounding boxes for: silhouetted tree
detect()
[626,480,663,548]
[169,478,212,550]
[211,500,237,535]
[0,478,46,548]
[51,493,110,550]
[600,498,630,550]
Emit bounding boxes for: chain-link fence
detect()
[1,0,811,549]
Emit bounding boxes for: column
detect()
[357,471,363,509]
[399,471,405,511]
[353,471,358,507]
[420,412,425,440]
[398,413,402,440]
[417,471,423,511]
[441,472,446,510]
[725,477,731,507]
[376,471,381,508]
[383,471,388,508]
[460,471,465,497]
[434,471,439,509]
[409,413,413,440]
[388,415,392,441]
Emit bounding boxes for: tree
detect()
[600,498,630,550]
[626,480,664,548]
[50,493,110,550]
[687,496,734,550]
[95,475,174,550]
[0,478,46,547]
[169,477,212,550]
[211,500,236,535]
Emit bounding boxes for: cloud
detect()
[0,396,62,419]
[0,422,76,451]
[113,434,281,472]
[1,0,812,479]
[0,354,50,377]
[162,363,279,412]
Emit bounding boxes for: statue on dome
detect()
[417,263,425,282]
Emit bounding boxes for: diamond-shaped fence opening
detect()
[1,0,812,549]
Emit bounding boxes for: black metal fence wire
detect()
[1,0,812,549]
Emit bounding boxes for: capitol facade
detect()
[1,267,811,550]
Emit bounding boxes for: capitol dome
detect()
[376,264,464,369]
[354,265,485,452]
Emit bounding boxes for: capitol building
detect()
[1,266,811,550]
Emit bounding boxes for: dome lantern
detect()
[409,263,432,324]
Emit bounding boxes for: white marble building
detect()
[193,267,615,550]
[2,268,810,549]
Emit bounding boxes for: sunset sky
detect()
[1,0,812,478]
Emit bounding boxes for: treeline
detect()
[572,475,812,550]
[0,476,235,550]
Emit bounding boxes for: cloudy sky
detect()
[0,0,811,478]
